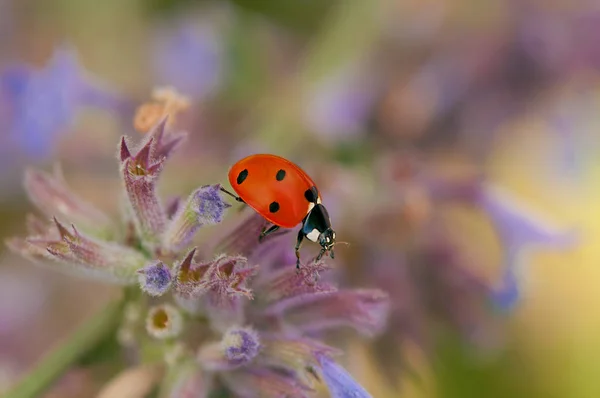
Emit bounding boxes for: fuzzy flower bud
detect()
[198,326,260,370]
[146,304,183,340]
[197,255,257,331]
[163,184,231,252]
[120,135,167,251]
[24,167,112,236]
[138,261,172,296]
[173,248,208,299]
[21,218,147,284]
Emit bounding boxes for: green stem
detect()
[5,298,125,398]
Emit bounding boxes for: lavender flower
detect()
[0,45,127,161]
[152,17,224,100]
[304,62,378,144]
[198,326,260,370]
[163,185,231,252]
[6,102,389,398]
[138,261,172,296]
[478,183,579,310]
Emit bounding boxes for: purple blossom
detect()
[223,327,261,366]
[163,184,231,252]
[119,118,188,251]
[0,46,127,161]
[152,18,224,100]
[317,354,372,398]
[479,183,579,310]
[138,261,172,296]
[304,63,377,143]
[6,105,389,398]
[198,326,261,370]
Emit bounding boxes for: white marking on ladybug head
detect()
[317,196,322,204]
[306,228,320,242]
[307,202,315,213]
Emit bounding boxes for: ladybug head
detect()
[317,227,336,261]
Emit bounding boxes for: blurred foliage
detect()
[144,0,334,33]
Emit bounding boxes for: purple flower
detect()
[304,63,377,143]
[317,354,372,398]
[222,327,261,366]
[198,326,260,370]
[163,184,231,252]
[0,46,127,161]
[119,118,188,252]
[138,261,172,296]
[152,18,224,100]
[6,102,391,398]
[479,183,579,310]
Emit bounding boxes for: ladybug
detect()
[220,154,336,269]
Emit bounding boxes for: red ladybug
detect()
[220,154,336,268]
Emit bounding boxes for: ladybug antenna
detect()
[219,186,245,203]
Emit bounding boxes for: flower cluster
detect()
[7,113,390,397]
[344,151,579,385]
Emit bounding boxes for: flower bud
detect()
[138,261,172,296]
[146,304,183,340]
[162,185,231,252]
[197,326,260,370]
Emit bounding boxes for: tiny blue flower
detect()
[194,184,232,225]
[222,327,260,366]
[317,354,372,398]
[138,261,172,296]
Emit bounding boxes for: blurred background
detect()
[0,0,598,397]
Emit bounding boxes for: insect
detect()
[220,154,336,269]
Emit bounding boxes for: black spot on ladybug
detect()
[304,187,318,203]
[237,169,248,185]
[276,169,286,181]
[269,201,280,213]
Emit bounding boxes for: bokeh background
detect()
[0,0,598,397]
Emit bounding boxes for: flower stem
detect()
[5,298,125,398]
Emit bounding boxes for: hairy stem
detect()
[5,298,125,398]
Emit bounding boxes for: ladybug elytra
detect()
[220,154,336,269]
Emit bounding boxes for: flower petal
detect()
[317,354,372,398]
[162,184,231,252]
[281,289,390,337]
[479,183,579,309]
[222,368,313,398]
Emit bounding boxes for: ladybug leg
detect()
[219,187,245,204]
[259,224,280,242]
[294,230,305,270]
[315,247,326,262]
